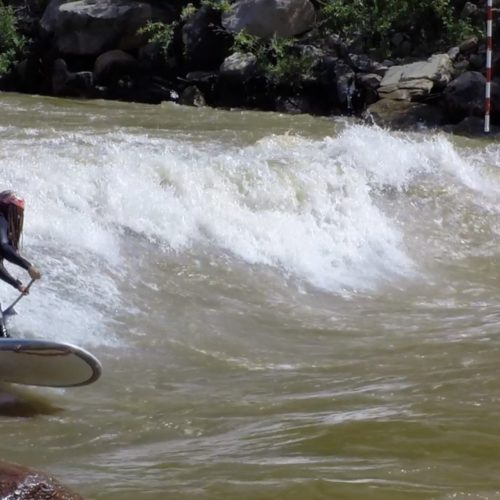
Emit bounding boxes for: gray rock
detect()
[443,116,500,137]
[443,71,495,120]
[381,54,453,87]
[448,46,460,61]
[182,6,232,71]
[356,73,382,90]
[179,85,206,107]
[222,0,316,39]
[50,0,174,55]
[40,0,71,34]
[366,98,446,129]
[220,52,258,82]
[459,36,479,54]
[52,58,94,96]
[93,49,139,85]
[378,54,453,100]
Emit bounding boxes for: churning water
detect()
[1,93,500,499]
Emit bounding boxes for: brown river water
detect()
[1,93,500,499]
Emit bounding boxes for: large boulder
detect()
[182,6,232,70]
[51,58,94,96]
[378,54,453,101]
[93,49,139,85]
[443,116,500,137]
[366,98,446,130]
[0,461,83,499]
[443,71,500,121]
[41,0,175,55]
[222,0,316,39]
[219,52,258,82]
[40,0,71,35]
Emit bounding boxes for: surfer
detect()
[0,191,41,294]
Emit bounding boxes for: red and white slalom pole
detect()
[485,0,493,133]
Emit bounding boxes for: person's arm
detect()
[0,215,31,270]
[0,259,22,290]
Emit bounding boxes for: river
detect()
[1,92,500,499]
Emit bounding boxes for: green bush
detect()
[318,0,480,53]
[0,2,26,76]
[201,0,231,13]
[233,32,313,86]
[138,21,177,57]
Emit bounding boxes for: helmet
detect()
[0,191,25,210]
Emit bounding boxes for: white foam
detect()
[1,119,499,343]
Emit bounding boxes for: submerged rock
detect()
[366,98,446,130]
[0,461,83,499]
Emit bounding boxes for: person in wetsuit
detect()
[0,190,41,294]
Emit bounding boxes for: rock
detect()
[461,1,478,18]
[380,54,453,87]
[356,73,382,90]
[448,46,460,61]
[220,52,258,82]
[355,74,379,108]
[443,116,500,136]
[0,460,83,499]
[443,71,500,121]
[275,95,313,114]
[40,0,70,35]
[459,36,479,54]
[16,56,44,93]
[182,71,218,101]
[366,98,446,129]
[468,53,484,70]
[379,78,434,99]
[222,0,316,39]
[347,53,375,73]
[185,71,218,85]
[179,85,206,106]
[335,61,355,110]
[93,49,139,85]
[390,32,412,58]
[377,88,412,101]
[51,58,94,96]
[378,54,453,100]
[182,6,232,71]
[46,0,175,55]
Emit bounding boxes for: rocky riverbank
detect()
[0,6,498,499]
[1,0,499,133]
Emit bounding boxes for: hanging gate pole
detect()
[485,0,493,133]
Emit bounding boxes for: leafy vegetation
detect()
[317,0,480,53]
[233,32,313,85]
[138,21,177,57]
[201,0,231,13]
[139,0,231,57]
[0,2,26,76]
[180,3,197,21]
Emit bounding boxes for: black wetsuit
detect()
[0,213,31,289]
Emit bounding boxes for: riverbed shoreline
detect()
[2,0,500,137]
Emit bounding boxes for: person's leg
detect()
[0,306,10,338]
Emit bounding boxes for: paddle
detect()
[3,278,35,317]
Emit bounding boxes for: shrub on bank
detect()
[0,1,26,77]
[318,0,480,55]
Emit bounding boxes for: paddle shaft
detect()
[4,278,35,315]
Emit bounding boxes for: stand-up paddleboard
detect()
[0,338,102,387]
[0,281,102,387]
